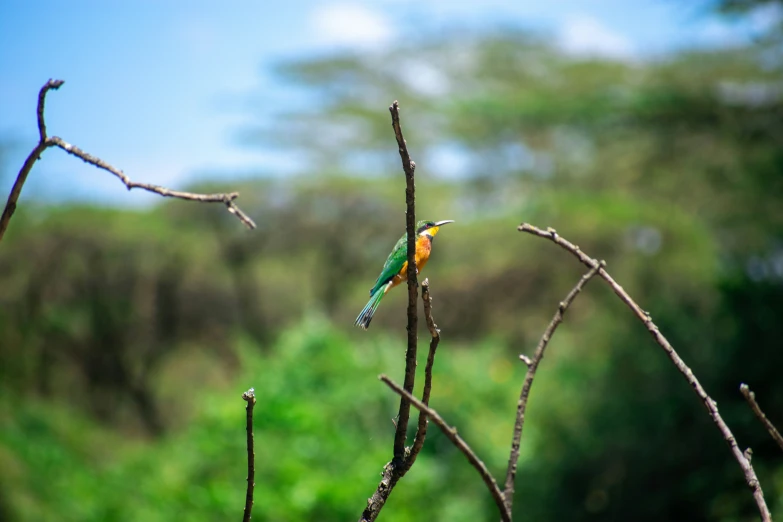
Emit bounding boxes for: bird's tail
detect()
[355,286,387,330]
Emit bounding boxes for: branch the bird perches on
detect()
[360,101,426,522]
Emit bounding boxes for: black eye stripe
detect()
[416,222,434,234]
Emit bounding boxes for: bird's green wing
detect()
[369,233,408,295]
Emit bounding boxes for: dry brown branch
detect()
[0,79,255,244]
[503,262,602,514]
[405,278,441,470]
[0,80,62,243]
[242,388,257,522]
[359,464,401,522]
[518,223,772,522]
[741,383,783,453]
[359,100,422,522]
[380,375,512,522]
[390,100,419,466]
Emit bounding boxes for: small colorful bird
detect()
[355,219,454,330]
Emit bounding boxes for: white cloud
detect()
[558,15,634,60]
[697,18,746,48]
[425,144,471,179]
[747,2,783,34]
[310,4,394,49]
[694,3,782,50]
[399,61,451,96]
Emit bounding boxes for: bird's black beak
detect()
[434,220,455,227]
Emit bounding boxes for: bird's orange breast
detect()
[387,235,433,291]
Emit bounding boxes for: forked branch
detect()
[380,375,511,522]
[503,262,602,513]
[0,79,255,245]
[518,223,772,522]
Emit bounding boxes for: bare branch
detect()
[359,463,402,522]
[389,100,418,465]
[503,262,602,513]
[518,223,772,522]
[47,136,256,229]
[0,79,256,244]
[359,101,422,522]
[741,383,783,453]
[405,278,441,470]
[37,79,64,141]
[242,388,256,522]
[420,278,440,339]
[0,141,49,243]
[380,375,511,522]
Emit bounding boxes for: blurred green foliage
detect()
[2,4,783,521]
[0,321,532,521]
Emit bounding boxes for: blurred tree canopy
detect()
[1,3,782,521]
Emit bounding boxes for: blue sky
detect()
[0,1,766,205]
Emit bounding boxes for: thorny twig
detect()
[518,223,772,522]
[503,263,602,514]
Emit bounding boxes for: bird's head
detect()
[416,219,454,239]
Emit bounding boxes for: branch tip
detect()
[740,383,783,453]
[37,79,65,141]
[242,388,256,403]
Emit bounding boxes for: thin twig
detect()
[46,136,256,229]
[741,383,783,453]
[380,375,511,522]
[0,79,255,244]
[37,79,63,141]
[405,278,440,470]
[0,80,62,243]
[503,262,602,513]
[518,223,772,522]
[242,388,256,522]
[390,100,418,465]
